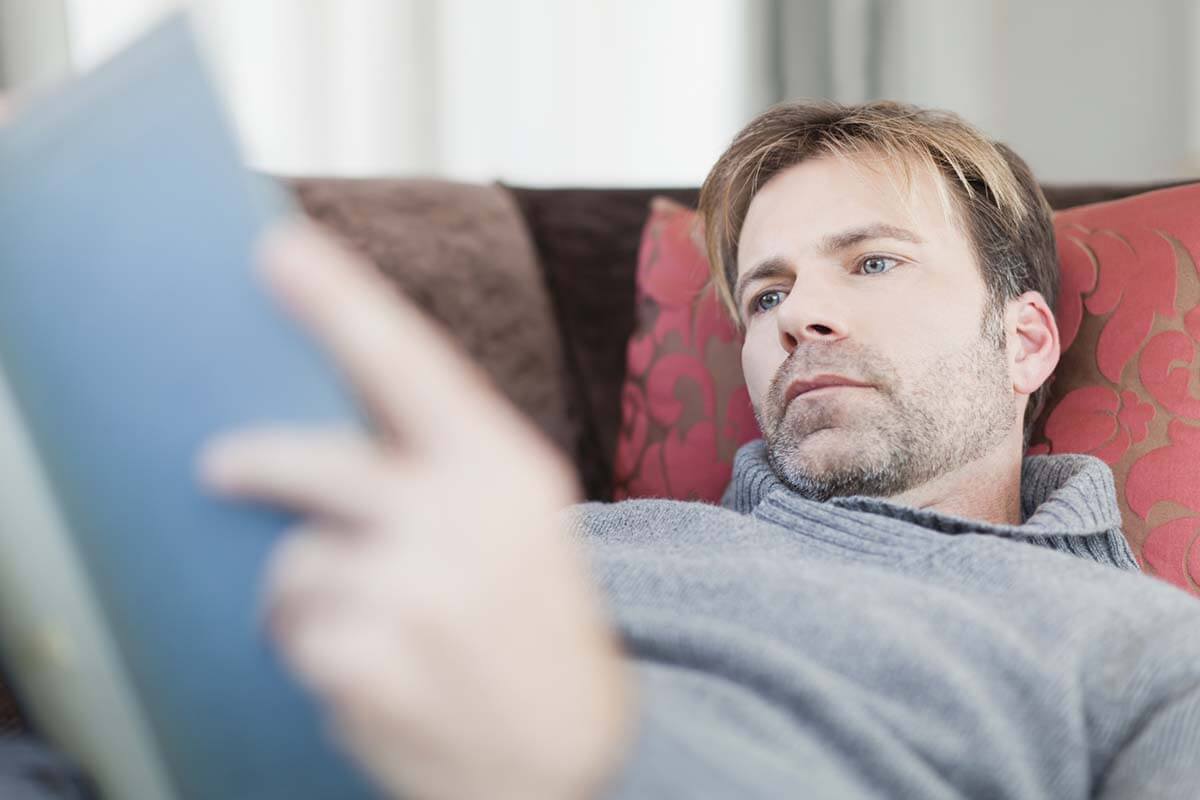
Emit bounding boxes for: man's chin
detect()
[785,425,862,463]
[766,427,898,500]
[782,422,859,453]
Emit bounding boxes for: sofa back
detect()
[289,179,1195,501]
[497,182,1190,499]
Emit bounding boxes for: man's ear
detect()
[1009,291,1060,398]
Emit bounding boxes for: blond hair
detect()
[698,100,1058,439]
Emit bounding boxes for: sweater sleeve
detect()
[1092,609,1200,799]
[1096,681,1200,798]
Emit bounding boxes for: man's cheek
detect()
[742,363,779,418]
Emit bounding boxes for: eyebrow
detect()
[820,223,924,255]
[733,223,925,311]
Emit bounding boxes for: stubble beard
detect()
[760,317,1014,502]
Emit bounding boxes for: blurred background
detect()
[0,0,1196,186]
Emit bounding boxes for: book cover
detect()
[0,13,377,799]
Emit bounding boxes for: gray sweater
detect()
[565,440,1200,799]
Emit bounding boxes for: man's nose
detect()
[774,282,850,353]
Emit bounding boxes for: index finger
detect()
[256,221,503,453]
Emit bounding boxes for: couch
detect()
[0,176,1182,735]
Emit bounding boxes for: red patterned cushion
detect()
[1029,183,1200,595]
[615,188,1200,597]
[613,198,759,500]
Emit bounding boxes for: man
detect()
[200,102,1200,798]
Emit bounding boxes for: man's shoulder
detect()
[937,530,1198,614]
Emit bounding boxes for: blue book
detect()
[0,12,379,799]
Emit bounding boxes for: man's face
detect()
[735,153,1016,501]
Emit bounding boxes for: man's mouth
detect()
[783,374,873,407]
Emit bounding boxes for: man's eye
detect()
[750,289,785,315]
[859,256,899,275]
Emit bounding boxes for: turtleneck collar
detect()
[720,439,1123,542]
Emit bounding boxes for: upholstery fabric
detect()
[505,186,700,499]
[1029,183,1200,594]
[290,178,575,459]
[612,198,758,500]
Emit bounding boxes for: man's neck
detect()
[885,436,1024,526]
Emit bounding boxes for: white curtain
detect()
[55,0,776,185]
[779,0,1196,184]
[9,0,1198,184]
[0,0,70,91]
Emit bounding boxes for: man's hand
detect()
[197,223,633,800]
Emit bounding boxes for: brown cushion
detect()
[289,178,574,459]
[504,186,699,499]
